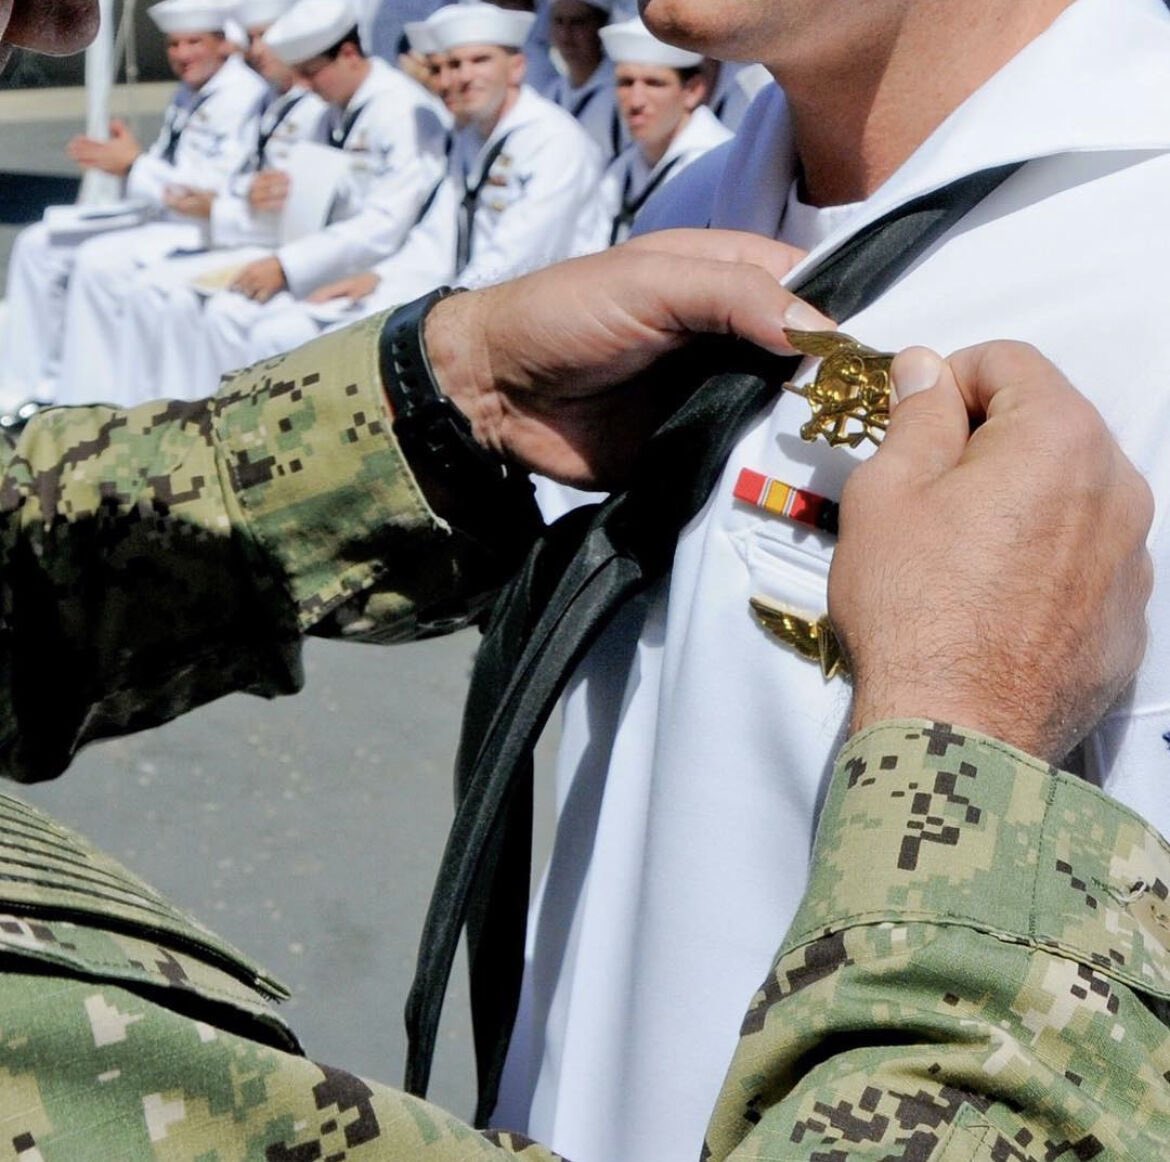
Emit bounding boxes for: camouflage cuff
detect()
[786,719,1170,1004]
[209,310,450,630]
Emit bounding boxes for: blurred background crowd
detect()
[0,0,772,415]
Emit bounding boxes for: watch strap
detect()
[379,288,542,566]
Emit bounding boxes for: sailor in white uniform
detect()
[243,2,602,359]
[592,18,731,247]
[0,0,265,409]
[241,15,458,359]
[185,0,450,396]
[203,0,332,251]
[110,0,332,406]
[544,0,624,164]
[432,2,602,288]
[492,2,1170,1161]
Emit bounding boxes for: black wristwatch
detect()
[378,287,541,560]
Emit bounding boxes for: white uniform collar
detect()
[469,83,540,153]
[663,105,729,164]
[778,180,860,253]
[342,55,395,116]
[195,50,245,97]
[265,81,304,109]
[713,0,1170,275]
[629,104,729,185]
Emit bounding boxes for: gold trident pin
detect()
[783,329,895,448]
[749,596,848,680]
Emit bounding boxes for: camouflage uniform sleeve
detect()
[0,311,513,784]
[7,723,1170,1160]
[0,680,566,1162]
[0,969,569,1162]
[704,719,1170,1161]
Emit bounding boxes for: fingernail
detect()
[782,299,835,332]
[891,347,942,403]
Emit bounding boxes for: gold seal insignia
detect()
[749,595,848,680]
[783,329,895,448]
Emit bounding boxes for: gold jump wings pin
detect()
[749,596,848,680]
[783,329,895,448]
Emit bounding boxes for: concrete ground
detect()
[0,84,559,1120]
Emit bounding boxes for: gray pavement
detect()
[0,85,559,1121]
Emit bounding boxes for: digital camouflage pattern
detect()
[2,720,1170,1159]
[0,793,565,1160]
[705,722,1170,1160]
[0,309,485,788]
[0,321,1166,1158]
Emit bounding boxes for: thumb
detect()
[877,346,971,480]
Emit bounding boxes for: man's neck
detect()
[340,57,373,110]
[772,0,1073,206]
[641,113,690,170]
[567,58,600,89]
[473,87,521,142]
[191,60,225,94]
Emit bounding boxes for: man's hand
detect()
[306,271,380,303]
[830,342,1154,763]
[248,170,291,213]
[66,118,141,176]
[164,186,215,219]
[424,229,827,487]
[229,256,288,303]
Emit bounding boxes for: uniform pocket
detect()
[741,522,833,615]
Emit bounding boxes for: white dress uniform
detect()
[707,61,772,132]
[449,85,602,290]
[113,83,332,406]
[193,57,450,393]
[245,175,457,360]
[545,59,624,165]
[209,84,332,248]
[595,104,731,246]
[491,2,1170,1161]
[247,83,603,360]
[0,51,265,407]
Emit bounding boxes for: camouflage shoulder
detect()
[0,970,571,1161]
[0,790,295,1049]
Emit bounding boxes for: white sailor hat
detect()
[428,2,536,52]
[263,0,360,64]
[223,16,248,45]
[403,19,438,55]
[599,17,703,68]
[234,0,293,29]
[147,0,233,34]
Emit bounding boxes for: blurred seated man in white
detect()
[545,0,624,163]
[145,0,451,398]
[418,0,602,288]
[593,17,731,247]
[67,0,332,407]
[0,0,265,410]
[239,1,603,363]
